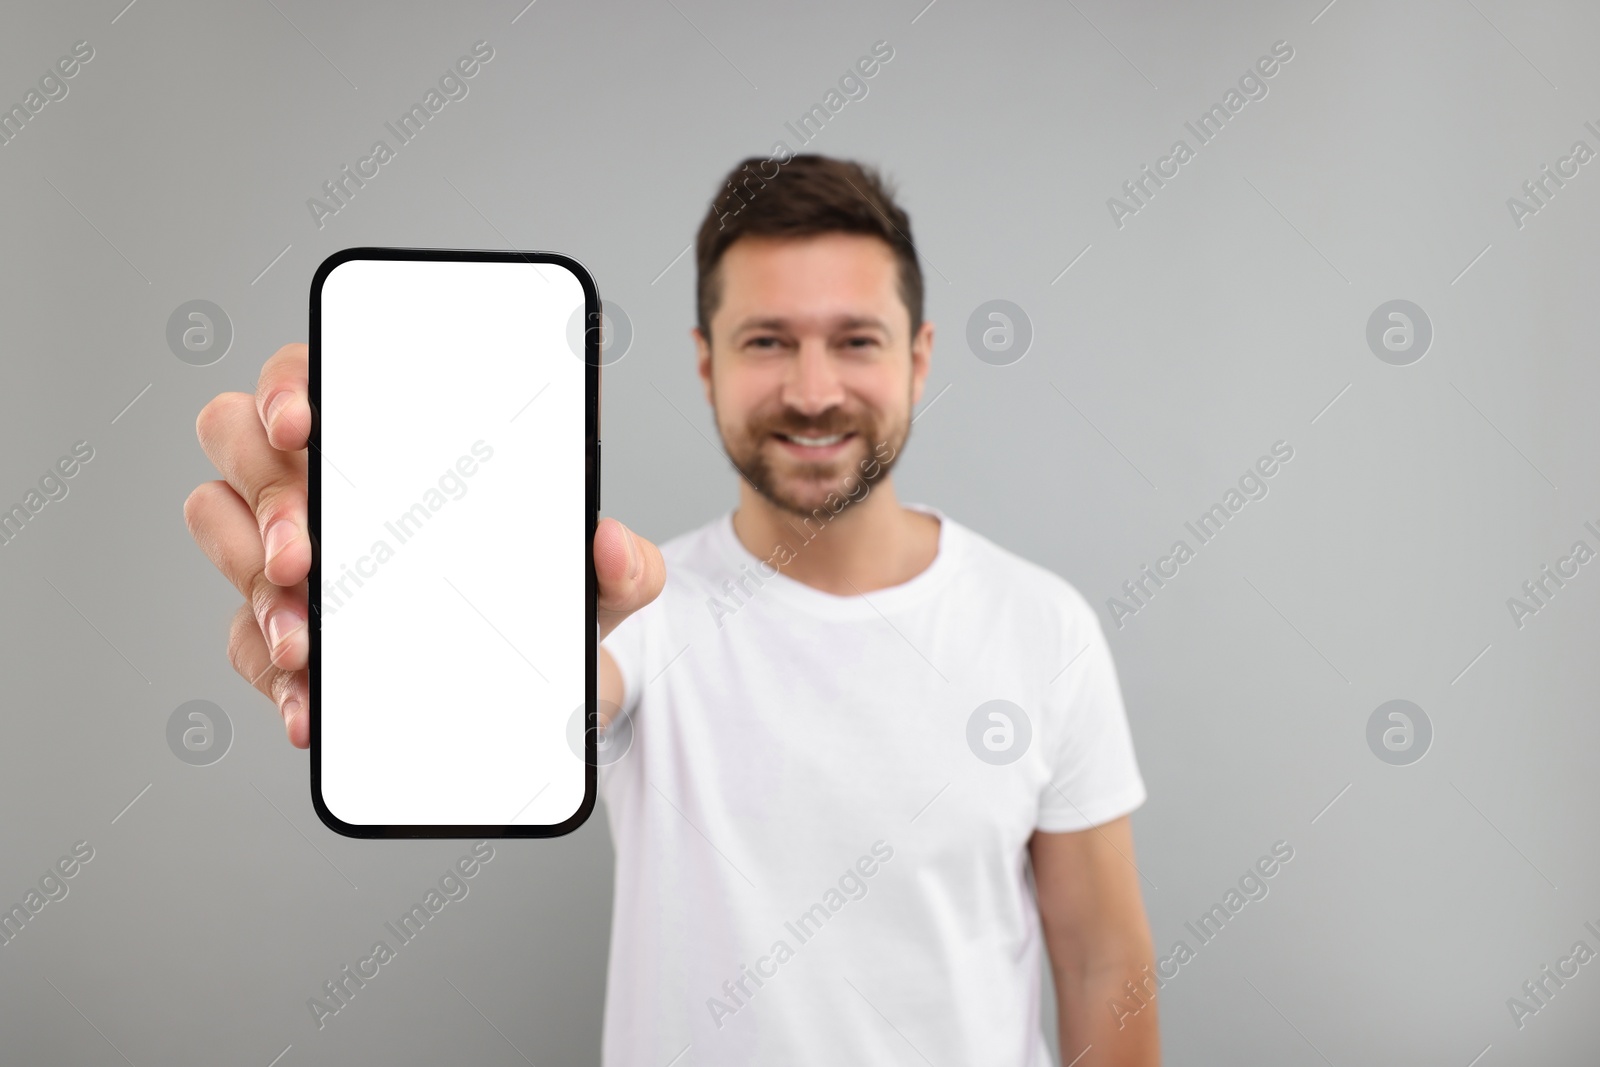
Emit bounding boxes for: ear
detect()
[909,320,934,407]
[692,325,714,407]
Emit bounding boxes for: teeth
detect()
[786,433,845,447]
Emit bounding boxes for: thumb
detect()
[595,517,664,639]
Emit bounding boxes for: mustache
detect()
[761,412,862,436]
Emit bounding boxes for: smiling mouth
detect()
[771,430,858,456]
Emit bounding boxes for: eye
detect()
[745,335,783,350]
[842,336,878,349]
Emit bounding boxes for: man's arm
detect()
[1031,815,1161,1066]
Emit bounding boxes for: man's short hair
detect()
[694,154,924,345]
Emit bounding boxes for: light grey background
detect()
[2,0,1596,1063]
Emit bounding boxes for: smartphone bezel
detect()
[307,246,599,839]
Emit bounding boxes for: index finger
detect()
[255,343,311,452]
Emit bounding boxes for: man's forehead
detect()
[715,235,904,333]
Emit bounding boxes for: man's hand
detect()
[184,342,663,748]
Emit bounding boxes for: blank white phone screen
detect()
[316,256,589,831]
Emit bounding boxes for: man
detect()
[186,154,1161,1065]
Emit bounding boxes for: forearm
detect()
[1054,953,1161,1066]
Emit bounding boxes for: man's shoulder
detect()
[627,507,1107,633]
[943,511,1102,631]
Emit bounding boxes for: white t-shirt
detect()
[598,502,1146,1066]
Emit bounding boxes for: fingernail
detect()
[625,530,640,579]
[267,609,301,651]
[264,519,296,565]
[282,698,301,730]
[265,390,294,433]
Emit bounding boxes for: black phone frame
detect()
[307,246,600,839]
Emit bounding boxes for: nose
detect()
[781,336,844,417]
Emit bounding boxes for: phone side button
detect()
[596,439,601,510]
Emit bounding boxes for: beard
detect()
[717,397,909,520]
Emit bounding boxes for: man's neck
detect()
[730,477,941,597]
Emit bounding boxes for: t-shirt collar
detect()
[710,501,960,620]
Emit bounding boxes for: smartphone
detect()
[308,247,599,838]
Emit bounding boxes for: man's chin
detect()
[761,477,868,518]
[731,434,885,516]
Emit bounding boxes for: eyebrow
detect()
[732,315,891,338]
